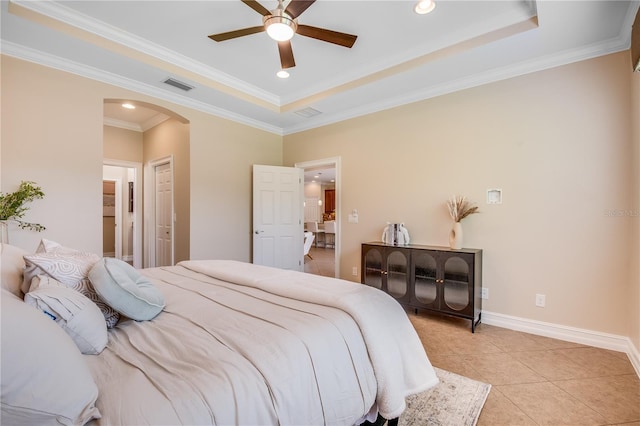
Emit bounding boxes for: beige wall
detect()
[1,55,282,261]
[143,118,190,263]
[2,50,636,352]
[188,109,282,261]
[104,125,143,162]
[1,57,104,252]
[284,52,635,339]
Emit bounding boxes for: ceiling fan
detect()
[208,0,358,69]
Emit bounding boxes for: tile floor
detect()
[304,245,336,277]
[409,312,640,426]
[303,247,640,424]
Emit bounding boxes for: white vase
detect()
[449,221,463,249]
[0,221,8,244]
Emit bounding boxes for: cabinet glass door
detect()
[386,250,408,299]
[364,248,383,290]
[413,252,437,307]
[443,256,470,313]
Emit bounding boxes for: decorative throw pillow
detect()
[36,238,75,254]
[89,258,165,321]
[28,274,66,292]
[1,289,102,425]
[22,240,120,328]
[1,243,28,298]
[25,283,108,355]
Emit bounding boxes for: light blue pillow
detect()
[89,258,165,321]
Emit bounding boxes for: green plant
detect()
[447,195,479,223]
[0,181,46,231]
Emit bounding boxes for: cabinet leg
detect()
[471,312,482,333]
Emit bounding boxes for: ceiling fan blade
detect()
[241,0,271,16]
[296,25,357,48]
[284,0,315,19]
[208,26,265,42]
[278,40,296,69]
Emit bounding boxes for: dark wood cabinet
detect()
[362,242,482,332]
[361,244,412,306]
[324,189,335,213]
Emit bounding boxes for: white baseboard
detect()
[103,251,115,257]
[122,255,133,262]
[482,310,640,378]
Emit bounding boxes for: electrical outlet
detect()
[352,266,358,276]
[481,288,489,299]
[535,294,546,307]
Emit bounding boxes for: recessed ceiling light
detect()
[277,70,290,79]
[414,0,436,15]
[122,103,136,109]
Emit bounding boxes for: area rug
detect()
[398,367,491,426]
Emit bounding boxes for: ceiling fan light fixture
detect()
[414,0,436,15]
[264,10,296,41]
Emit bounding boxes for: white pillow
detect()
[28,274,66,292]
[25,282,108,355]
[0,243,28,298]
[22,240,120,328]
[1,289,102,425]
[89,258,165,321]
[36,238,75,254]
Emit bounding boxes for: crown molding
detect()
[2,0,634,138]
[103,117,142,132]
[104,114,171,133]
[10,0,280,107]
[141,114,171,132]
[283,33,631,135]
[280,4,539,105]
[1,41,283,136]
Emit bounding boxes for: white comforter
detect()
[85,260,438,425]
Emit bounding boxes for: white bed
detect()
[1,242,438,425]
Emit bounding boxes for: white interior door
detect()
[253,165,303,271]
[155,162,173,266]
[304,197,321,223]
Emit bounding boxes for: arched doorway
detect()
[103,99,190,267]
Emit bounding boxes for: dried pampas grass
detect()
[447,195,479,223]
